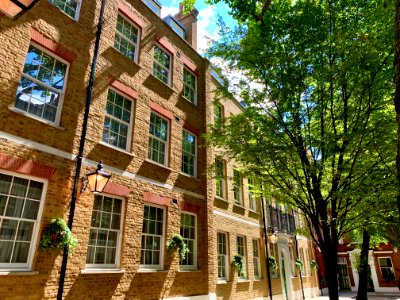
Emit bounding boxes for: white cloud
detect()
[197,5,220,54]
[161,5,179,18]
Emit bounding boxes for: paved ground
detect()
[307,291,400,300]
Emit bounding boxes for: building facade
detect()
[0,0,318,299]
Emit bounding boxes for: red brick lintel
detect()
[183,121,200,136]
[144,192,171,207]
[149,101,174,120]
[181,202,200,214]
[103,182,130,198]
[181,56,198,75]
[154,35,176,56]
[109,77,139,100]
[0,153,56,179]
[30,28,76,63]
[118,2,144,28]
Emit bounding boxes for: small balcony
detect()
[267,205,296,234]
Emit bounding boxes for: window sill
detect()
[178,269,200,272]
[98,141,135,157]
[150,74,174,91]
[137,269,167,273]
[238,279,250,283]
[217,280,230,284]
[111,46,141,69]
[215,196,228,202]
[179,172,199,181]
[0,271,39,276]
[233,203,245,209]
[9,107,65,130]
[249,209,259,214]
[181,95,198,107]
[81,269,125,274]
[145,159,173,171]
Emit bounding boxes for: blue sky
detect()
[158,0,234,53]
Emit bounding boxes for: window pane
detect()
[87,195,123,267]
[15,45,68,123]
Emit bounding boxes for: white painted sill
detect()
[0,270,39,276]
[81,269,125,274]
[98,141,135,157]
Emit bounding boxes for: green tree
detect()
[206,0,395,299]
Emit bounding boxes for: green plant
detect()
[40,218,77,253]
[167,234,189,260]
[268,255,278,270]
[311,259,318,270]
[295,259,304,272]
[231,254,244,276]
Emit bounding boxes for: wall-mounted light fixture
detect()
[81,160,111,194]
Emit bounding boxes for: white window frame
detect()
[269,242,279,279]
[0,170,47,271]
[215,158,226,199]
[252,239,261,280]
[114,13,140,62]
[183,67,197,105]
[85,194,124,270]
[233,169,243,206]
[378,257,395,281]
[148,111,169,166]
[217,231,228,281]
[248,178,257,212]
[153,44,172,86]
[48,0,82,20]
[143,0,161,16]
[299,248,306,276]
[102,88,134,151]
[237,235,247,279]
[181,130,197,177]
[140,204,165,270]
[179,212,197,270]
[289,245,296,276]
[15,43,69,126]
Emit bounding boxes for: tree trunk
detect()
[395,0,400,225]
[320,224,339,300]
[356,229,370,300]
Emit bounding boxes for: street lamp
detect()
[57,0,107,298]
[82,161,111,194]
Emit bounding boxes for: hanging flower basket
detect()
[268,255,278,270]
[295,259,304,272]
[232,254,244,276]
[40,218,77,253]
[311,259,319,270]
[167,234,189,260]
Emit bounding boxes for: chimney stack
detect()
[174,3,199,50]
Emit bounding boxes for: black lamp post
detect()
[56,0,108,299]
[261,195,274,300]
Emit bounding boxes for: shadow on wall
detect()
[64,273,123,300]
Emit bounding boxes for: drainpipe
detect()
[294,231,305,300]
[261,196,273,300]
[56,0,107,299]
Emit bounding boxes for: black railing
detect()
[267,205,296,234]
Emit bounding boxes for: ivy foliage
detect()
[167,234,189,260]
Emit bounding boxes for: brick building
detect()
[0,1,318,299]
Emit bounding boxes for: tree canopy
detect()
[205,0,396,298]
